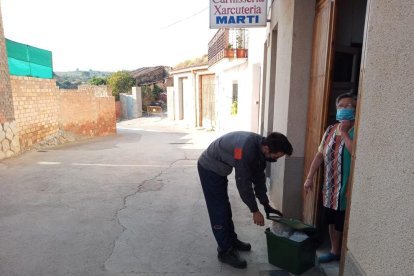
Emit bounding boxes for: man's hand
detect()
[264,204,283,217]
[304,178,314,194]
[253,211,265,226]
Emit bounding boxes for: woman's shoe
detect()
[318,252,340,263]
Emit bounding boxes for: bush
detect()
[107,71,136,101]
[89,76,107,85]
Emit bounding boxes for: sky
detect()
[1,0,217,72]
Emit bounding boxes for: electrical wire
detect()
[161,6,209,29]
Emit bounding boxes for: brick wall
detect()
[9,76,116,152]
[11,77,60,150]
[59,88,116,136]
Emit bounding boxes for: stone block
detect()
[0,129,5,141]
[5,150,14,158]
[0,151,5,160]
[9,121,18,135]
[2,139,10,152]
[5,127,14,140]
[11,136,20,153]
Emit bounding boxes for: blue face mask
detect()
[336,108,355,121]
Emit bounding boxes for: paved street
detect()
[0,117,298,276]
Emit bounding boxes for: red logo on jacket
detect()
[234,148,243,160]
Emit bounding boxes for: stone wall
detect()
[0,121,20,159]
[0,5,20,159]
[5,76,116,156]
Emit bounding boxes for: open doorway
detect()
[320,0,367,223]
[304,0,367,224]
[315,0,368,271]
[302,0,368,272]
[326,0,367,125]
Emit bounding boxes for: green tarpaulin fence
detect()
[5,39,53,79]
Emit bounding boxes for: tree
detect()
[152,84,163,99]
[141,85,154,106]
[107,71,136,101]
[89,76,107,85]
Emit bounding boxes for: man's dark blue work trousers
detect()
[197,162,237,252]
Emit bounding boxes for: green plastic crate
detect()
[265,218,317,275]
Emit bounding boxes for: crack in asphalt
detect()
[103,158,193,273]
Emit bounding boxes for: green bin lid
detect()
[267,215,316,233]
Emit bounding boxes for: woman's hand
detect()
[304,178,314,194]
[339,121,354,152]
[253,211,265,226]
[339,120,352,135]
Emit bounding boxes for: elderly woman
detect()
[304,92,357,263]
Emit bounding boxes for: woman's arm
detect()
[304,151,324,193]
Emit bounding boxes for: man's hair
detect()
[336,92,357,106]
[263,132,293,156]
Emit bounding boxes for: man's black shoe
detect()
[218,246,247,269]
[233,239,251,251]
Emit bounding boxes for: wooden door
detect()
[200,74,216,128]
[303,0,337,224]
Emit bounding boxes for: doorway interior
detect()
[315,0,368,267]
[326,0,367,125]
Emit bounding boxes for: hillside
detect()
[54,70,112,89]
[53,55,205,89]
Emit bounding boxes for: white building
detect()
[208,28,265,134]
[169,28,265,135]
[168,64,213,129]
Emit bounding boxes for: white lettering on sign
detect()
[210,0,267,28]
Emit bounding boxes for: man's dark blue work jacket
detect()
[198,131,270,213]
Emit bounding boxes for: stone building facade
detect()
[0,5,20,159]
